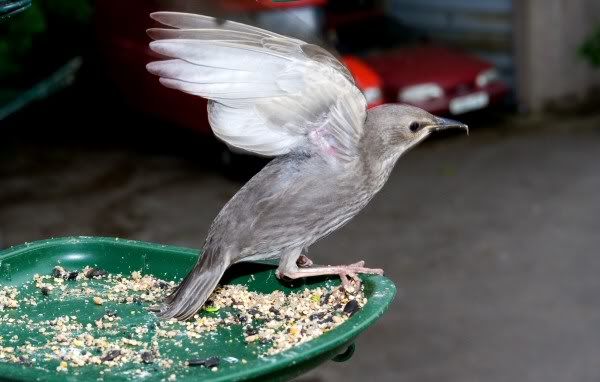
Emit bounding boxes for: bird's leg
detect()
[277,257,383,290]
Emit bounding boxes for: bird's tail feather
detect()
[157,248,228,321]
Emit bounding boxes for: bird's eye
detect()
[409,121,421,132]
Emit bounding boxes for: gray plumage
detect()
[146,12,468,320]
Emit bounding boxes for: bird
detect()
[145,12,468,320]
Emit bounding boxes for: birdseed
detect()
[0,265,366,379]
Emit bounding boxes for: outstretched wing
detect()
[146,12,367,161]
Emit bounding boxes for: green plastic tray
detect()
[0,0,31,20]
[0,237,395,381]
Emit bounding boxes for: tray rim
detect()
[0,236,396,382]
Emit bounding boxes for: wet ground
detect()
[2,90,600,381]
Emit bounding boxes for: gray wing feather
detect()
[146,12,367,161]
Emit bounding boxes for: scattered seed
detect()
[85,267,108,278]
[157,281,170,289]
[343,300,360,316]
[319,316,334,324]
[223,356,239,364]
[0,264,367,377]
[289,326,300,336]
[18,355,32,366]
[101,349,121,362]
[141,351,154,364]
[52,266,67,278]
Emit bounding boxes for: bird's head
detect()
[363,103,468,167]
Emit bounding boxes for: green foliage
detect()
[580,25,600,68]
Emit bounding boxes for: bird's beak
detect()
[428,117,469,135]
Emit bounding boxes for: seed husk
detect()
[343,299,360,316]
[101,349,121,362]
[85,267,108,278]
[187,356,220,368]
[141,351,154,364]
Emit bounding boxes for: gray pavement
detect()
[1,112,600,381]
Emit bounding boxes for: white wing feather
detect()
[146,12,367,159]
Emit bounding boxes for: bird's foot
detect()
[296,254,313,268]
[276,260,383,291]
[336,261,383,291]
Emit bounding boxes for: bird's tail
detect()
[157,248,229,321]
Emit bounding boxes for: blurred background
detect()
[1,0,600,381]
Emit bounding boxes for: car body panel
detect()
[325,9,510,115]
[364,45,509,115]
[365,46,490,90]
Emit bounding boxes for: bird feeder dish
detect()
[0,237,395,381]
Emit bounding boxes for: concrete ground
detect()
[1,97,600,381]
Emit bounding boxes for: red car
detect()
[342,55,384,108]
[326,11,509,115]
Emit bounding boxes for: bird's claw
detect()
[337,260,383,292]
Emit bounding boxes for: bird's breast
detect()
[207,156,377,259]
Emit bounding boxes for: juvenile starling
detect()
[146,12,468,320]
